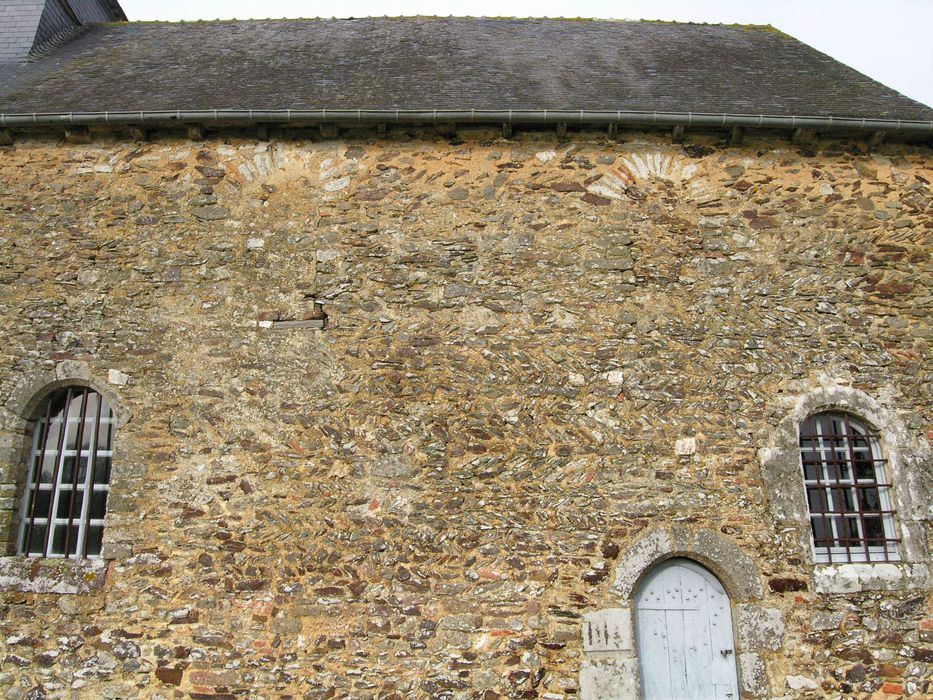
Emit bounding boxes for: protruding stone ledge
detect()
[0,556,107,594]
[256,303,329,331]
[268,319,326,330]
[813,562,931,594]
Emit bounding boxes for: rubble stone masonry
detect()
[0,128,931,699]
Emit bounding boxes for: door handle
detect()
[721,649,733,657]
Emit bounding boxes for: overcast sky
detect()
[120,0,933,109]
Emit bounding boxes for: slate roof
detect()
[1,17,931,121]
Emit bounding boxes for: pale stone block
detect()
[739,652,769,697]
[107,369,130,387]
[238,163,254,181]
[582,607,633,652]
[0,556,106,594]
[675,437,696,455]
[737,605,785,651]
[324,176,349,191]
[785,675,818,691]
[813,563,931,593]
[459,307,503,334]
[606,370,624,386]
[371,453,413,479]
[579,658,639,700]
[55,360,91,382]
[810,611,843,631]
[77,269,100,284]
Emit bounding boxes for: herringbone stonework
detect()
[0,129,930,698]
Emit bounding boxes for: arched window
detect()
[16,387,115,558]
[799,411,899,563]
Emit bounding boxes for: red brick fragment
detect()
[769,577,807,593]
[155,665,184,686]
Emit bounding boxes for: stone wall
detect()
[0,128,930,699]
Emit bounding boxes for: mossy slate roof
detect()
[1,17,931,119]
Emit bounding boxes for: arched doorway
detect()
[635,558,740,700]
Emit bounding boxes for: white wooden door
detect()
[635,558,739,700]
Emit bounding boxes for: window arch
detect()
[16,386,115,558]
[799,411,899,563]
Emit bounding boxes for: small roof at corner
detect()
[0,17,931,129]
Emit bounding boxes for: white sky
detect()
[120,0,933,109]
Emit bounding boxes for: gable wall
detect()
[0,129,930,698]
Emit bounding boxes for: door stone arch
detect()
[580,527,780,699]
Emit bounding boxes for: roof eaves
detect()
[1,108,931,136]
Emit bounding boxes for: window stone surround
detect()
[0,362,132,592]
[0,556,108,594]
[759,383,932,591]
